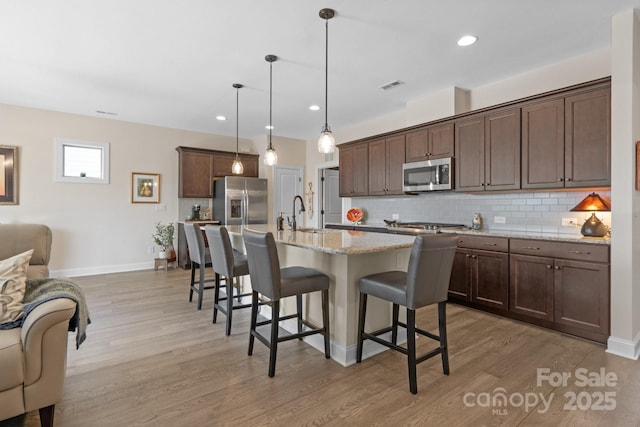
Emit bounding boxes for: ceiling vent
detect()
[379,80,404,90]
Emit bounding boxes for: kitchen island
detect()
[225,224,416,366]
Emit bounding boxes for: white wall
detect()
[608,9,640,359]
[0,103,258,276]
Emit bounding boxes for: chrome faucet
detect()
[291,195,306,231]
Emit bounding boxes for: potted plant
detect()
[152,222,175,259]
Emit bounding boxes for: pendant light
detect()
[264,54,278,166]
[318,8,336,154]
[231,83,244,175]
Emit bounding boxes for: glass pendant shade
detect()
[232,157,244,174]
[232,83,244,175]
[264,147,278,165]
[318,126,336,153]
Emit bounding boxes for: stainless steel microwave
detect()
[402,157,453,192]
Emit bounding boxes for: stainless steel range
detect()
[386,221,466,235]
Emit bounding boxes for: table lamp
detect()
[570,192,611,237]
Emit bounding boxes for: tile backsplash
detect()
[352,190,611,235]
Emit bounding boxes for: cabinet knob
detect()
[546,265,552,269]
[555,266,560,270]
[568,250,590,255]
[523,246,540,250]
[566,178,572,182]
[471,255,477,259]
[465,254,470,258]
[557,178,564,182]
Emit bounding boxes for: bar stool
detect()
[183,222,216,310]
[204,225,253,336]
[242,229,331,377]
[356,234,458,394]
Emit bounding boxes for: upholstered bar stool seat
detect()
[242,229,330,377]
[183,222,216,310]
[205,225,254,336]
[356,234,458,394]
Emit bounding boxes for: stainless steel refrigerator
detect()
[212,177,268,225]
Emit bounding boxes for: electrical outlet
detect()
[562,217,578,227]
[147,245,155,254]
[392,213,400,220]
[494,216,506,224]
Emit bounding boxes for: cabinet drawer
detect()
[456,235,508,252]
[509,239,609,263]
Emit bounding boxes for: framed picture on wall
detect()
[131,172,160,203]
[0,145,18,205]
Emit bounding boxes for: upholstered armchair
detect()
[0,224,77,427]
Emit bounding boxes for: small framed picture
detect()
[131,172,160,203]
[0,145,18,205]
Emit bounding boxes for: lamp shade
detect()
[570,193,611,212]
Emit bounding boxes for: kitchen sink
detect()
[295,227,326,234]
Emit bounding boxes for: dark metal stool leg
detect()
[322,289,330,358]
[356,292,367,363]
[197,263,205,310]
[189,263,196,302]
[407,308,417,394]
[213,273,220,323]
[248,291,258,356]
[439,301,450,375]
[225,276,233,336]
[296,294,303,339]
[391,303,399,345]
[268,300,280,377]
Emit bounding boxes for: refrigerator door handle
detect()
[242,189,248,225]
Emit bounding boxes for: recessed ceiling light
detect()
[379,80,404,91]
[457,35,478,47]
[309,105,320,111]
[216,115,226,121]
[265,125,274,130]
[96,110,117,116]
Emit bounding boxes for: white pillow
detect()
[0,249,34,325]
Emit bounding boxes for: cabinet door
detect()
[339,147,354,197]
[455,115,485,191]
[554,259,609,338]
[428,122,454,159]
[509,254,554,321]
[405,129,429,163]
[385,135,406,195]
[472,249,509,310]
[565,88,611,188]
[521,98,565,189]
[368,138,387,195]
[448,249,472,301]
[179,151,214,198]
[240,154,259,177]
[352,143,369,196]
[485,108,520,191]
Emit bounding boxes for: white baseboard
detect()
[51,262,153,278]
[606,333,640,360]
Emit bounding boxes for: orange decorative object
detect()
[346,208,363,223]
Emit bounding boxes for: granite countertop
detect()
[226,224,416,255]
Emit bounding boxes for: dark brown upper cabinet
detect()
[455,107,521,192]
[522,86,610,189]
[176,146,259,198]
[368,134,406,196]
[405,122,454,163]
[339,142,369,197]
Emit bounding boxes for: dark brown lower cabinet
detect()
[509,238,610,343]
[449,235,509,311]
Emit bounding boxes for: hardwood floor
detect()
[3,268,639,426]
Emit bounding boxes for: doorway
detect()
[319,167,341,228]
[274,165,303,224]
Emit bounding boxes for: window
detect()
[55,138,110,184]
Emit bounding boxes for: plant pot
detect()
[158,251,167,259]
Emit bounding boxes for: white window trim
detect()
[55,138,110,184]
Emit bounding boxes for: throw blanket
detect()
[0,278,90,349]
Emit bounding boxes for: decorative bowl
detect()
[346,208,363,224]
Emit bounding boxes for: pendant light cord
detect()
[324,17,329,130]
[235,86,239,159]
[269,60,273,149]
